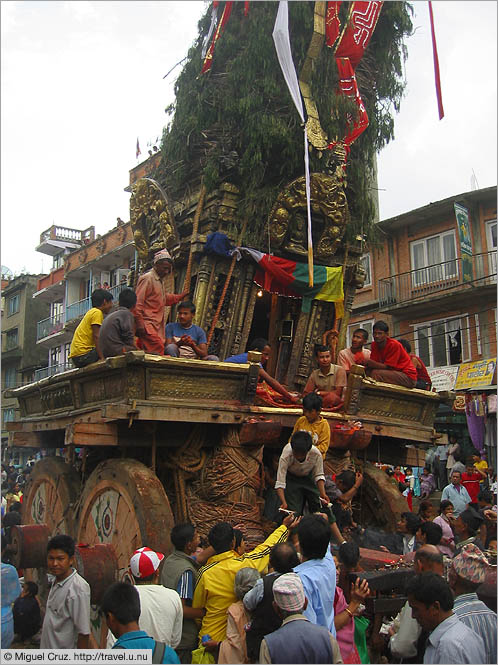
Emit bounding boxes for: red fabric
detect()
[136,335,164,356]
[326,1,342,47]
[244,1,249,17]
[370,337,417,381]
[254,255,299,297]
[462,472,482,504]
[412,354,432,388]
[201,1,234,75]
[334,1,384,70]
[394,472,405,484]
[334,57,369,148]
[428,1,444,120]
[406,491,413,511]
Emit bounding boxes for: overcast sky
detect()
[1,1,496,277]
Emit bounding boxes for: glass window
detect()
[414,316,469,368]
[486,220,497,277]
[359,254,372,288]
[410,232,457,286]
[5,328,18,350]
[7,294,19,316]
[4,365,17,388]
[2,408,15,425]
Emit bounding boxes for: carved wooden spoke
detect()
[76,459,174,582]
[23,458,80,537]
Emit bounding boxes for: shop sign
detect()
[455,358,497,390]
[428,365,459,392]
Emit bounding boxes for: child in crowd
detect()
[69,289,114,367]
[291,393,330,459]
[419,467,435,499]
[13,581,41,644]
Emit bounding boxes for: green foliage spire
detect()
[157,1,413,247]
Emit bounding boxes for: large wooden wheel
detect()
[354,462,408,530]
[22,457,80,537]
[76,459,174,581]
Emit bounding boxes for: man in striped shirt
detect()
[449,543,497,664]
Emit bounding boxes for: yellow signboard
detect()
[455,358,497,390]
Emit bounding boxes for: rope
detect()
[183,182,207,293]
[206,218,248,346]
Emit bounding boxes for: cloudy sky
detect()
[1,1,496,276]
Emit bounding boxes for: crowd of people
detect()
[1,419,496,662]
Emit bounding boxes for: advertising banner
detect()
[454,202,473,282]
[454,357,496,390]
[428,365,459,392]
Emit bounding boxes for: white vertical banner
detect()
[202,2,219,59]
[272,1,314,286]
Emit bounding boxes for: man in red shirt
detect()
[365,321,417,388]
[461,464,482,505]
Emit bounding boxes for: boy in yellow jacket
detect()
[291,393,330,459]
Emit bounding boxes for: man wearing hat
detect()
[134,249,189,355]
[108,547,183,649]
[259,572,342,664]
[449,543,497,664]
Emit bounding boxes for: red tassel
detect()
[428,1,444,120]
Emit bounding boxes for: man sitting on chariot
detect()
[302,345,347,409]
[365,321,417,388]
[165,301,219,360]
[225,338,299,405]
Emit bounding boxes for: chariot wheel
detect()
[76,459,174,581]
[354,461,408,530]
[22,457,80,537]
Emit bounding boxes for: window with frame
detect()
[7,294,20,316]
[3,365,17,389]
[410,231,457,286]
[486,220,497,276]
[50,346,62,368]
[359,254,372,288]
[5,328,18,351]
[2,408,15,425]
[414,316,470,368]
[347,320,374,348]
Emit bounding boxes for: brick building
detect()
[348,185,497,459]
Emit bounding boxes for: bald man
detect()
[388,545,444,661]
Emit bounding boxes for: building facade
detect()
[1,275,50,442]
[348,185,497,460]
[33,222,134,380]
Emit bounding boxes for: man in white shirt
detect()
[388,545,444,661]
[108,547,183,649]
[435,443,449,490]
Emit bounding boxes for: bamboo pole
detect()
[206,218,248,346]
[183,182,207,294]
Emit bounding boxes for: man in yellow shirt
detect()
[192,515,296,645]
[291,393,330,459]
[69,289,114,368]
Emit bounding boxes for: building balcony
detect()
[378,250,497,314]
[34,363,72,381]
[33,267,66,302]
[36,225,95,256]
[65,282,129,325]
[36,314,64,342]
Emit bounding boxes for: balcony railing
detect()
[37,315,64,341]
[34,363,72,381]
[65,283,128,324]
[379,250,497,308]
[39,225,95,246]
